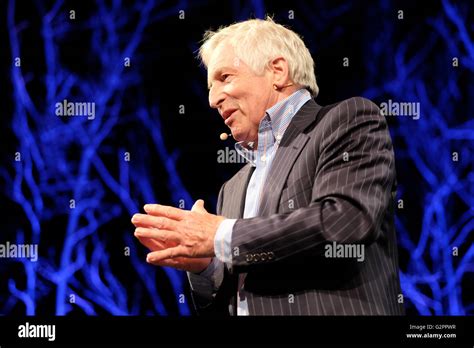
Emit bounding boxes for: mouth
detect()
[224,110,237,126]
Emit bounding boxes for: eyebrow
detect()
[207,67,237,89]
[208,68,222,90]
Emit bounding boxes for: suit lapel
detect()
[258,99,322,216]
[221,163,255,219]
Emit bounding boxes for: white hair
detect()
[199,17,319,97]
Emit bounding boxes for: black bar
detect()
[0,316,473,345]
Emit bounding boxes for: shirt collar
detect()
[235,88,312,166]
[265,88,312,141]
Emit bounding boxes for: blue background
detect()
[1,0,473,315]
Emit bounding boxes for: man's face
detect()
[208,43,273,143]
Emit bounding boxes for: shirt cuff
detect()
[214,218,236,264]
[187,256,224,294]
[197,256,220,278]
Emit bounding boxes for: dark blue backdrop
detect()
[1,0,473,316]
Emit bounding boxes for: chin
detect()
[232,127,256,144]
[230,128,243,141]
[231,131,247,143]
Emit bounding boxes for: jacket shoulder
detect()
[321,96,380,116]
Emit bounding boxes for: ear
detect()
[268,57,290,86]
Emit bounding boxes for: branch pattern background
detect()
[1,0,473,316]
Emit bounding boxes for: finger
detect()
[135,227,182,244]
[136,234,177,249]
[191,199,207,214]
[148,258,186,270]
[131,213,178,231]
[143,204,186,221]
[135,235,168,251]
[146,246,188,262]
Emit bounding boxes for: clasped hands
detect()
[131,200,225,273]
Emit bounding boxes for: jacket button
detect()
[260,253,267,261]
[245,254,253,262]
[253,254,260,262]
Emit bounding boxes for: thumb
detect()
[191,199,207,214]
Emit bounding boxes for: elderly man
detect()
[132,18,404,316]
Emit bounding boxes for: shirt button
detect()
[261,154,266,162]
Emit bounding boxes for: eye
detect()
[221,74,231,82]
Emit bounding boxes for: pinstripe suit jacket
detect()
[191,97,404,315]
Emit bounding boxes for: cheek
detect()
[247,94,269,124]
[233,77,270,123]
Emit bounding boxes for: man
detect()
[132,18,404,315]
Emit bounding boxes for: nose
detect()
[208,84,225,110]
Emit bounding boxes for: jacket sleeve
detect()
[230,97,396,272]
